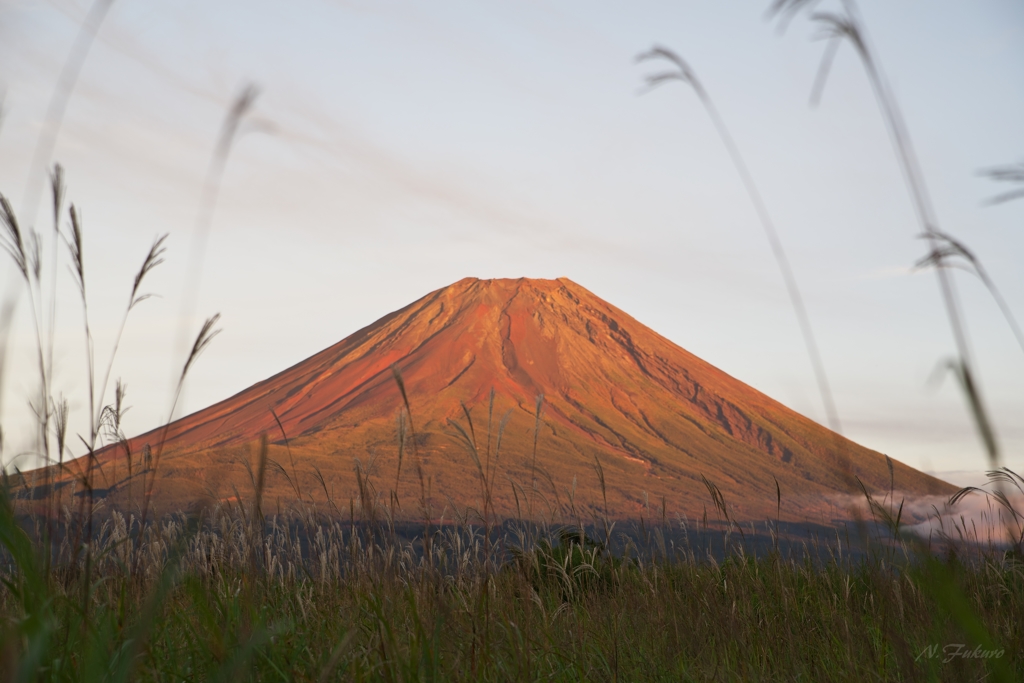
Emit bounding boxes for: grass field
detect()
[1,482,1022,682]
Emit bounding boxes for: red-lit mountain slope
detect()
[84,277,954,521]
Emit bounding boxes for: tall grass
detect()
[636,46,842,437]
[20,0,114,235]
[768,0,1013,476]
[176,82,260,368]
[980,162,1024,207]
[753,4,1023,680]
[2,461,1023,680]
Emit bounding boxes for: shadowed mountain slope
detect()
[87,277,954,522]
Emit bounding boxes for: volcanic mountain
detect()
[86,277,953,522]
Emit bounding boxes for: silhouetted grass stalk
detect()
[0,194,51,469]
[980,161,1024,206]
[175,84,259,380]
[772,0,1000,470]
[637,46,843,439]
[20,0,114,235]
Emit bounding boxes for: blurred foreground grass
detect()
[1,496,1022,682]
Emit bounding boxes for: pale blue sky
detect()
[1,0,1022,484]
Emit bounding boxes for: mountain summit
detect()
[95,277,953,520]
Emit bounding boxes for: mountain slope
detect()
[88,277,954,521]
